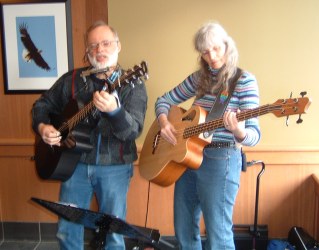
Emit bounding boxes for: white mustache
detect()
[96,53,107,59]
[88,50,118,69]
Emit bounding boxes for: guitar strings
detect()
[58,64,146,134]
[151,103,286,148]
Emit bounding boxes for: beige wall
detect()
[108,0,319,149]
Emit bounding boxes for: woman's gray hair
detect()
[194,22,239,96]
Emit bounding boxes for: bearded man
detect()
[32,20,148,249]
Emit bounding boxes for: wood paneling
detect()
[1,143,318,238]
[71,0,108,68]
[0,156,60,222]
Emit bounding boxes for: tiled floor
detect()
[0,221,179,249]
[0,222,271,249]
[0,241,60,250]
[0,238,178,249]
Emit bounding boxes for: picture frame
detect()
[0,0,73,94]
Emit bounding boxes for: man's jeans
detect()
[57,162,133,250]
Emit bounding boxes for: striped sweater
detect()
[155,69,261,147]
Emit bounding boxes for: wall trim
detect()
[1,140,318,164]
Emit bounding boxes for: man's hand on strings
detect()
[93,91,118,113]
[38,123,62,146]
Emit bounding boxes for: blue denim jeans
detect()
[56,162,133,250]
[174,147,242,250]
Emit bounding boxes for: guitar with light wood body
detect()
[139,94,311,187]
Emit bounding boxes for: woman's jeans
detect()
[174,147,242,250]
[56,162,133,250]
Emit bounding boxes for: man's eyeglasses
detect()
[87,40,118,52]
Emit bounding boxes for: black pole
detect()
[253,161,265,235]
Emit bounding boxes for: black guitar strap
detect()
[203,67,242,138]
[72,68,88,110]
[71,69,77,100]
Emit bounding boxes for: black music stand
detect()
[233,160,268,250]
[31,197,161,249]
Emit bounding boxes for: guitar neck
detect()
[58,101,95,133]
[57,61,149,134]
[184,103,279,138]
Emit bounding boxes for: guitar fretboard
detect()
[57,62,148,134]
[183,102,293,138]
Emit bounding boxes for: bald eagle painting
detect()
[19,23,51,71]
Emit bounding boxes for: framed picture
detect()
[0,0,73,94]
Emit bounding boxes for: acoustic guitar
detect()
[35,61,148,181]
[139,93,311,187]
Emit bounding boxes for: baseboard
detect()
[1,221,270,249]
[0,221,94,242]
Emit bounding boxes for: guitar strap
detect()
[203,67,242,138]
[71,69,76,100]
[71,68,87,109]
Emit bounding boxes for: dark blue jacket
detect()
[32,66,148,165]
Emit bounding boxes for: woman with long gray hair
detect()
[155,21,260,249]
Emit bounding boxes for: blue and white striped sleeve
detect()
[155,72,198,118]
[236,72,261,147]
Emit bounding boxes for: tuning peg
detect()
[300,91,307,97]
[296,114,303,124]
[285,91,292,127]
[136,78,143,84]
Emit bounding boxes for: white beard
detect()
[88,50,118,70]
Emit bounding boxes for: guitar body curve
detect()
[35,138,81,181]
[139,95,312,187]
[35,124,93,181]
[139,105,210,187]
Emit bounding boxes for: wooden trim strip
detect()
[0,138,34,146]
[1,140,319,164]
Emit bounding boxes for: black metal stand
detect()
[31,197,162,249]
[234,160,268,250]
[247,160,266,249]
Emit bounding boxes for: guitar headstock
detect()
[121,61,149,86]
[271,92,311,124]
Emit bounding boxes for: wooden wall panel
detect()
[1,146,318,238]
[0,156,60,222]
[71,0,108,68]
[234,156,318,239]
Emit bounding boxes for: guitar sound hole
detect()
[182,110,196,121]
[182,116,193,121]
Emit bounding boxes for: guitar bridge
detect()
[152,132,161,154]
